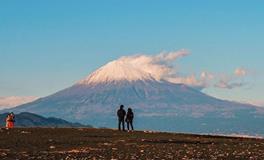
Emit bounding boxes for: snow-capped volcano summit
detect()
[78,59,155,85]
[4,57,264,135]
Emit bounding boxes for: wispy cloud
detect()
[116,50,248,90]
[213,67,249,89]
[234,67,248,77]
[166,71,214,90]
[154,50,190,62]
[117,49,190,81]
[214,80,244,89]
[0,96,39,110]
[117,49,214,89]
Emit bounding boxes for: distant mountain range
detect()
[0,112,91,128]
[2,58,264,135]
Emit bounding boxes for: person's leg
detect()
[127,122,130,130]
[131,121,134,130]
[122,119,125,131]
[10,122,14,128]
[6,121,9,129]
[118,119,121,131]
[7,122,11,129]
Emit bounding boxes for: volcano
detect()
[4,58,264,135]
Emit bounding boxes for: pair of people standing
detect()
[6,112,15,129]
[117,105,134,131]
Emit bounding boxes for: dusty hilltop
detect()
[0,128,264,160]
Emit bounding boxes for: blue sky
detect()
[0,1,263,105]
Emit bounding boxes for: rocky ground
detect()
[0,128,264,160]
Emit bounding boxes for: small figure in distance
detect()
[6,112,15,129]
[117,105,126,131]
[126,108,134,132]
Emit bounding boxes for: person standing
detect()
[126,108,134,131]
[117,105,126,131]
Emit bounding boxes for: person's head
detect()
[128,108,132,112]
[7,113,11,117]
[120,105,124,109]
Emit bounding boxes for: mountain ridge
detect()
[0,112,91,128]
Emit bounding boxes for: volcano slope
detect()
[0,128,264,159]
[6,58,264,135]
[7,79,264,135]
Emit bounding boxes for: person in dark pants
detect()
[117,105,126,131]
[126,108,134,131]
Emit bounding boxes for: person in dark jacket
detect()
[117,105,126,131]
[126,108,134,131]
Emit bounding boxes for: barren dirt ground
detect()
[0,128,264,160]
